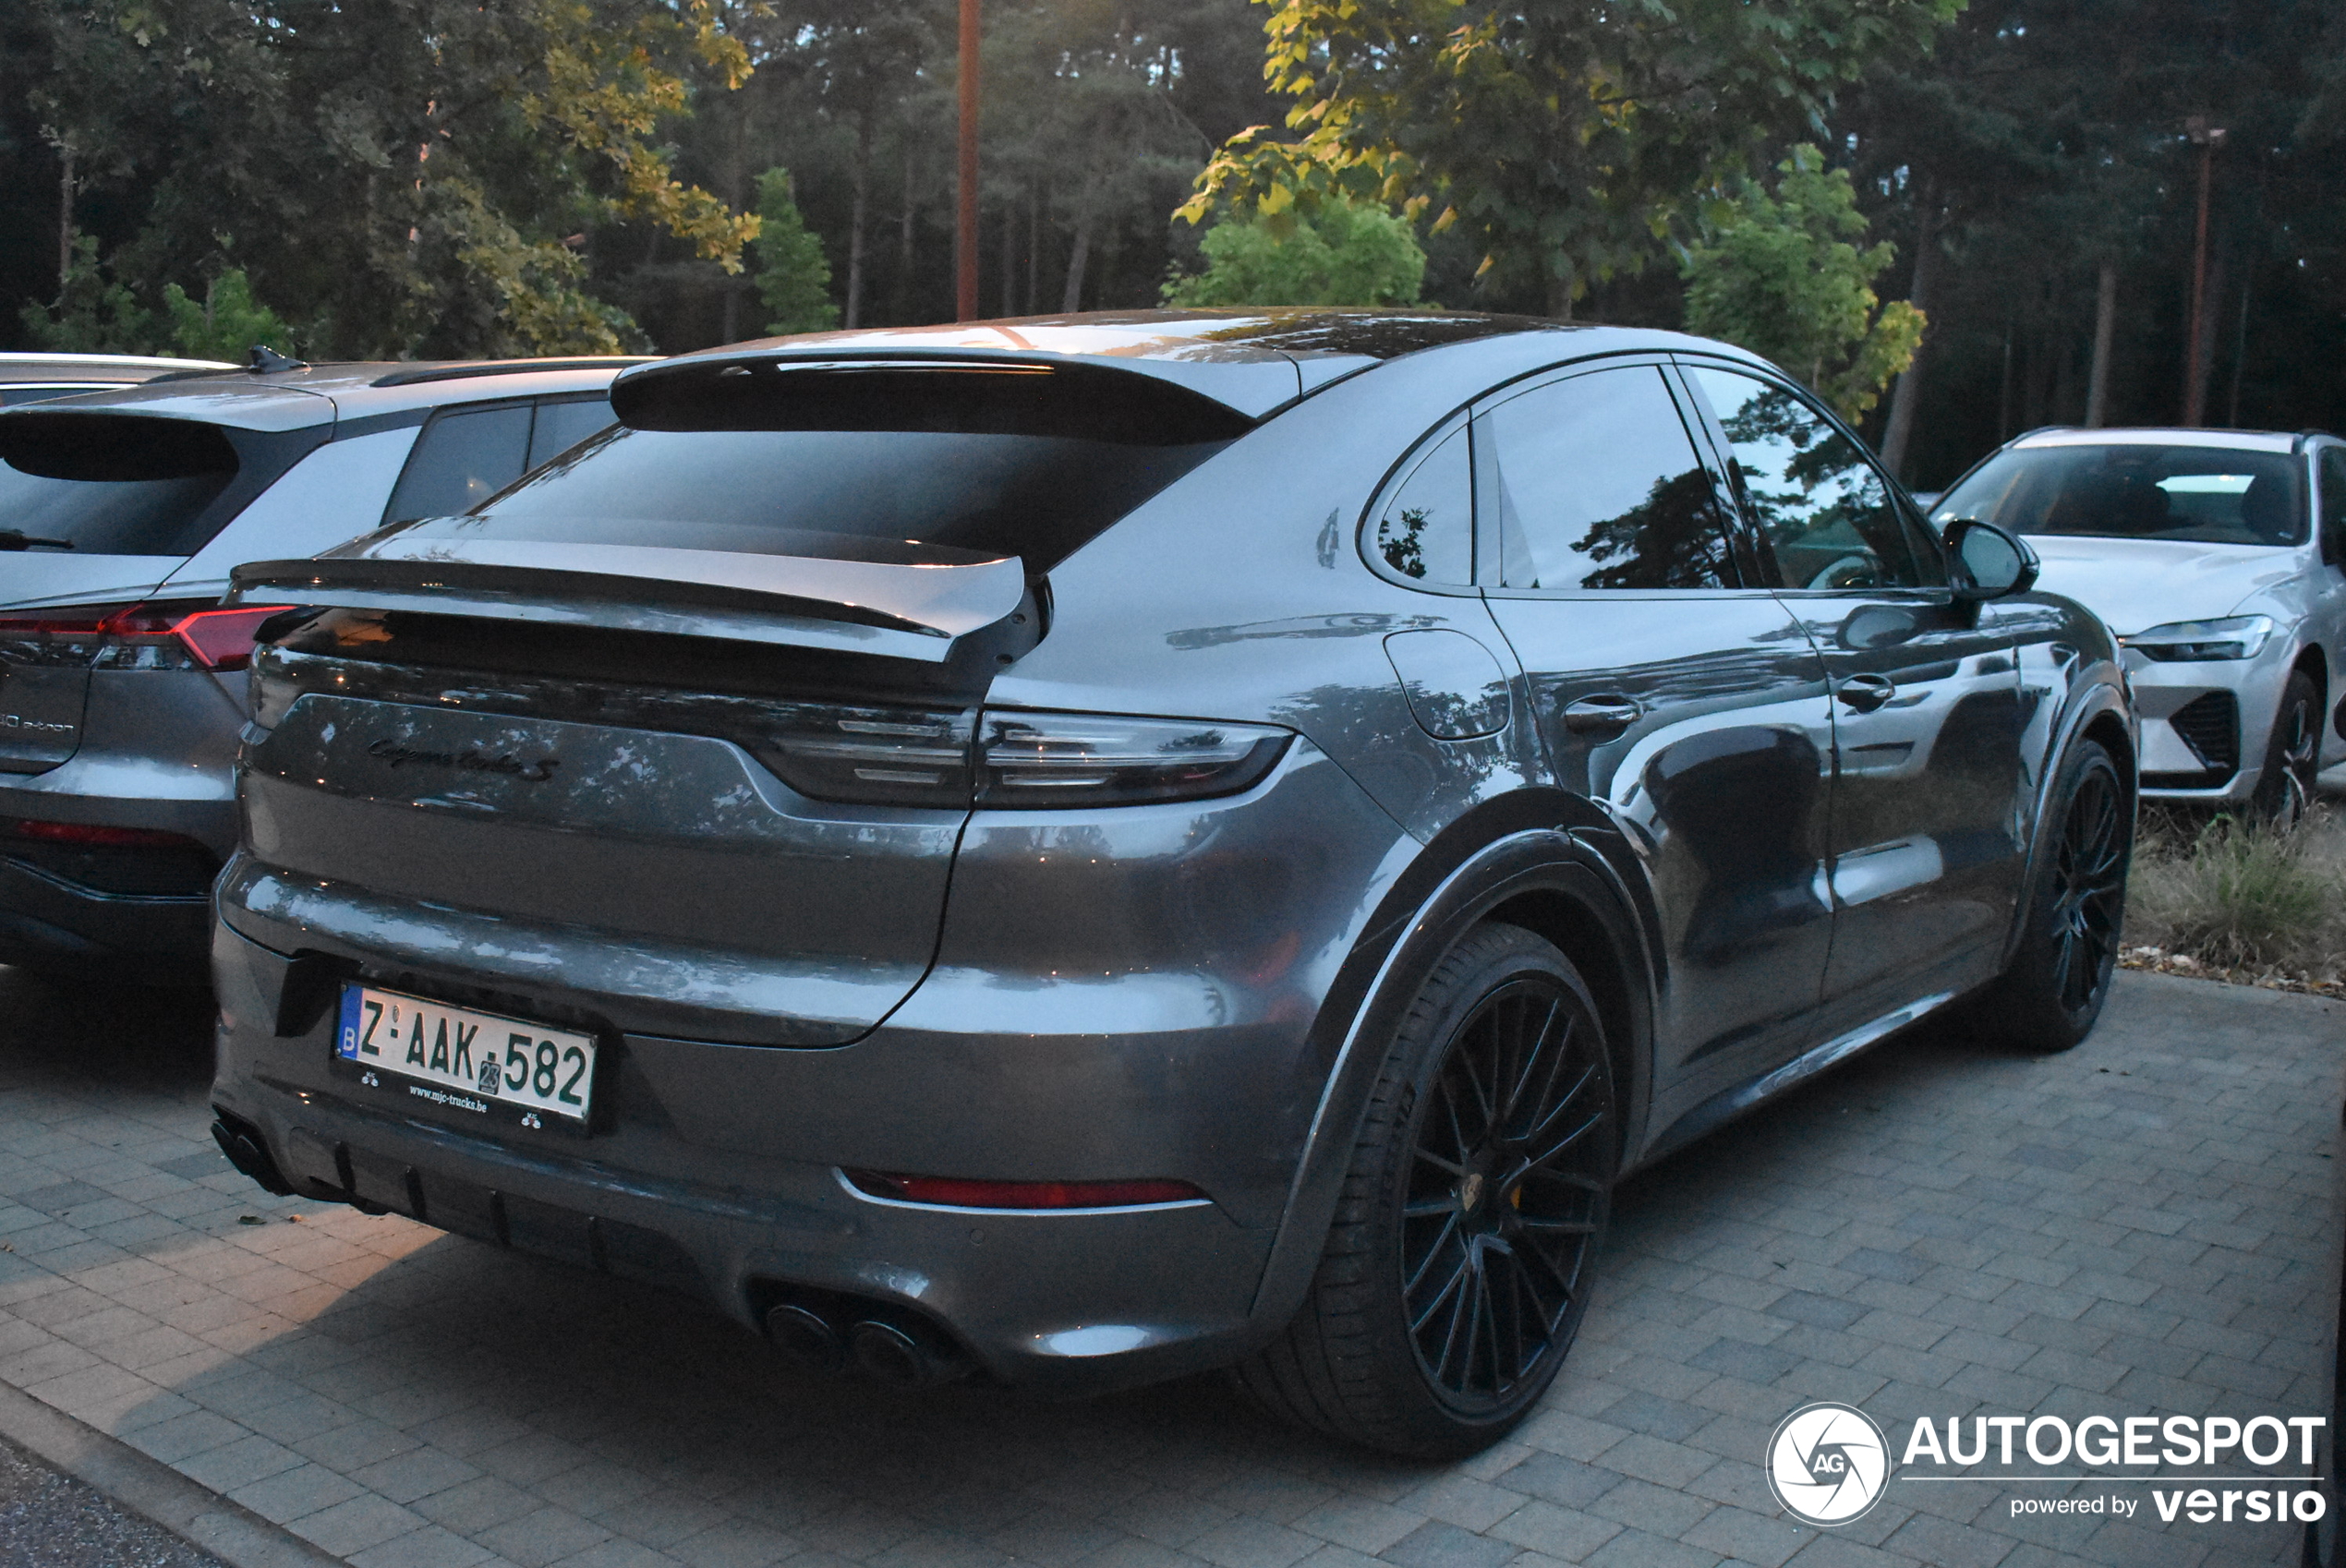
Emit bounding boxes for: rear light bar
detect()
[0,817,208,850]
[843,1171,1207,1210]
[0,600,292,671]
[747,706,1291,810]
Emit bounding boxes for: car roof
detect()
[2,358,647,433]
[2011,428,2300,454]
[629,309,1738,418]
[0,352,238,383]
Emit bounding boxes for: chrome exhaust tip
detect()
[764,1304,846,1374]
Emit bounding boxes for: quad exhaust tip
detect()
[761,1298,969,1387]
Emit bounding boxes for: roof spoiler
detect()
[228,538,1037,668]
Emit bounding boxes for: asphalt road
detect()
[0,1428,223,1568]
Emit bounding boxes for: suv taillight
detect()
[0,601,293,672]
[745,706,1292,809]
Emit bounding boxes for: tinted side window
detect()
[1687,366,1942,590]
[1372,427,1472,585]
[383,404,533,524]
[1477,366,1735,590]
[528,397,615,469]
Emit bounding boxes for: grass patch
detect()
[2124,805,2346,985]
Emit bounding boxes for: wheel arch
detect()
[1245,790,1659,1340]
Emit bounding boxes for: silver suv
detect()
[0,357,643,981]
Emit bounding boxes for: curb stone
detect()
[0,1376,344,1568]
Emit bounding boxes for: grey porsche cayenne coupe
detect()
[209,310,2134,1456]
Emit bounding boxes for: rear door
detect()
[1681,361,2038,1012]
[1470,359,1837,1129]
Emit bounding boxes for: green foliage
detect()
[1680,146,1926,420]
[753,169,840,334]
[19,0,756,357]
[18,235,163,355]
[1163,196,1424,307]
[162,270,296,362]
[1180,0,1963,317]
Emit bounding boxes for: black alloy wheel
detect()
[2252,672,2321,826]
[2045,757,2127,1017]
[1238,923,1617,1456]
[1403,975,1609,1410]
[1983,738,2130,1052]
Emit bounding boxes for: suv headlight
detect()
[2121,615,2275,662]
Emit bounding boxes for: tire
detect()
[1982,738,2130,1053]
[2250,670,2321,826]
[1238,923,1617,1457]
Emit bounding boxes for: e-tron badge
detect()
[1766,1402,1890,1526]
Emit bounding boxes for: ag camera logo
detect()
[1768,1402,1891,1526]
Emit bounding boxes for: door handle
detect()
[1561,695,1643,736]
[1835,673,1897,712]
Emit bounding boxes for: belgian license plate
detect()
[335,984,597,1128]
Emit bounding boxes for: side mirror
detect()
[1944,518,2038,601]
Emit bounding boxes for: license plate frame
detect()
[333,984,599,1131]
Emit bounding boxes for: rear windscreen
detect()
[0,414,270,556]
[380,364,1253,572]
[1936,444,2304,548]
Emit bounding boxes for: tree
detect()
[1163,195,1425,306]
[163,270,297,362]
[1179,0,1962,317]
[1681,146,1925,421]
[754,169,840,333]
[17,0,758,358]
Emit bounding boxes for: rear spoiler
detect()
[228,537,1035,666]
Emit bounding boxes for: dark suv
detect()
[208,311,2133,1455]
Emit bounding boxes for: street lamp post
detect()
[2183,116,2225,427]
[956,0,981,322]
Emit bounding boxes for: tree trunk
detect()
[2085,263,2118,428]
[899,144,916,323]
[1000,196,1016,316]
[55,144,74,296]
[2228,260,2253,428]
[1027,182,1040,316]
[1997,319,2015,441]
[1877,189,1940,481]
[2187,252,2224,428]
[845,116,871,330]
[1060,223,1090,312]
[721,282,739,344]
[1545,267,1574,321]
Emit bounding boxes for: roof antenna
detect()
[246,344,308,374]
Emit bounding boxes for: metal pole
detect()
[2183,118,2223,427]
[955,0,981,322]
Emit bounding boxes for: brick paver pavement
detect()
[0,966,2334,1568]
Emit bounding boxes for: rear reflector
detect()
[843,1171,1206,1210]
[0,817,208,850]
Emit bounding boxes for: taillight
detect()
[746,706,1291,810]
[746,704,979,808]
[977,710,1290,806]
[0,817,208,850]
[843,1171,1207,1209]
[0,600,292,672]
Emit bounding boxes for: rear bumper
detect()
[0,845,219,976]
[209,920,1282,1391]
